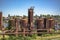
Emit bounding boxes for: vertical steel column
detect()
[0,12,2,30]
[15,18,19,37]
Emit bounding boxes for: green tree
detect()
[7,20,12,30]
[23,15,27,19]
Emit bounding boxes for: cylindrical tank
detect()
[35,18,44,29]
[20,19,28,28]
[48,18,55,28]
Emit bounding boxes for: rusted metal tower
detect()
[28,7,34,35]
[28,7,34,30]
[0,12,2,30]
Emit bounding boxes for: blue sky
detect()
[0,0,60,17]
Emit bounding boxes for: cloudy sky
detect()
[0,0,60,17]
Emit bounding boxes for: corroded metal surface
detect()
[0,12,2,30]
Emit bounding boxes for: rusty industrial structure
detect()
[35,17,55,32]
[0,7,55,37]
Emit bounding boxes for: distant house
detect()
[55,23,60,30]
[58,23,60,29]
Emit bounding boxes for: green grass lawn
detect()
[0,34,60,40]
[36,35,60,40]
